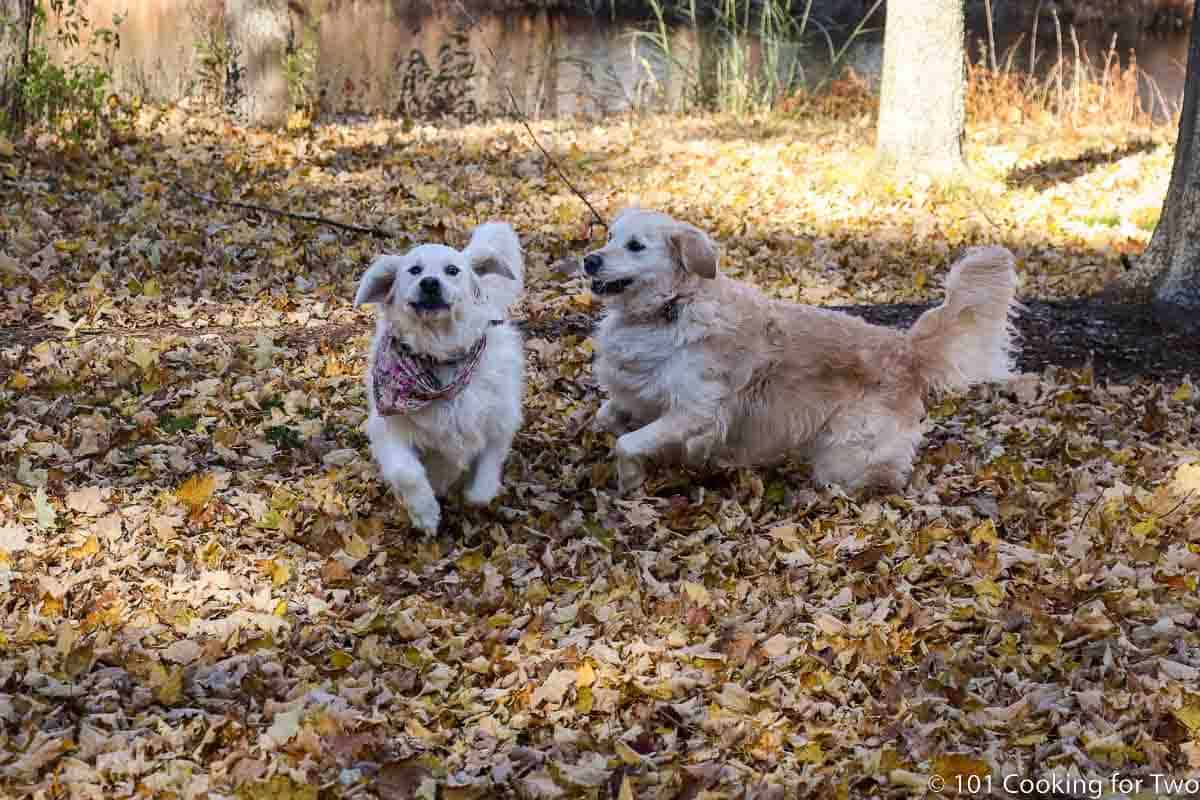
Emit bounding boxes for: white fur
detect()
[585,209,1019,495]
[355,222,525,534]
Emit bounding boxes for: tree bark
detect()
[1111,0,1200,313]
[876,0,966,177]
[224,0,290,127]
[0,0,34,130]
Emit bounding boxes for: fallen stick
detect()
[178,188,396,239]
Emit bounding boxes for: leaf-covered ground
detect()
[2,105,1200,799]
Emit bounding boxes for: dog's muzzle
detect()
[584,253,632,295]
[591,277,634,295]
[412,277,450,312]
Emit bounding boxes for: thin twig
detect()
[1075,493,1103,538]
[452,0,607,233]
[1156,489,1195,522]
[178,188,396,239]
[502,86,607,233]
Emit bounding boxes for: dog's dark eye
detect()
[627,239,645,252]
[408,265,423,276]
[445,265,460,276]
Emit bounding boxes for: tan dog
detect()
[583,209,1019,495]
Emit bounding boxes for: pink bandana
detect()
[372,328,489,415]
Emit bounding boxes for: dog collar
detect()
[661,296,681,323]
[372,322,501,415]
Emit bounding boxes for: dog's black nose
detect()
[583,254,603,275]
[419,276,441,295]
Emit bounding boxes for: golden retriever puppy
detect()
[354,222,525,534]
[583,208,1019,495]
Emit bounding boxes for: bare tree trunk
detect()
[876,0,966,177]
[224,0,290,127]
[0,0,35,129]
[1111,0,1200,313]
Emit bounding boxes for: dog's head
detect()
[354,242,515,334]
[582,209,718,306]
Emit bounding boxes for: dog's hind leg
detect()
[809,409,920,494]
[368,419,441,534]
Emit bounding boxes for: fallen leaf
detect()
[177,473,216,512]
[531,668,575,709]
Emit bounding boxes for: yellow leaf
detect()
[617,775,635,800]
[682,580,711,607]
[456,550,484,572]
[795,741,825,763]
[1173,463,1200,496]
[261,559,291,587]
[344,533,370,560]
[614,740,643,765]
[1173,694,1200,733]
[1174,382,1193,402]
[142,278,161,298]
[575,686,594,715]
[813,613,846,636]
[576,661,596,688]
[1130,519,1157,539]
[152,662,185,705]
[200,540,224,569]
[41,594,64,618]
[969,520,999,547]
[1013,732,1047,747]
[69,535,100,560]
[9,372,29,390]
[128,340,157,371]
[237,775,317,800]
[767,524,802,550]
[974,579,1004,604]
[177,474,216,512]
[0,136,14,158]
[932,754,991,785]
[405,716,437,741]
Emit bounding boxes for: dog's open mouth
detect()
[591,277,634,296]
[411,300,451,314]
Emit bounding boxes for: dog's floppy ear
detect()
[354,256,399,308]
[670,223,718,280]
[469,247,516,281]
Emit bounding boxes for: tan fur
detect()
[585,209,1019,495]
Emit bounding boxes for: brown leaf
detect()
[376,760,434,800]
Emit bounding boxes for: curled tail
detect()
[466,221,525,312]
[908,245,1020,394]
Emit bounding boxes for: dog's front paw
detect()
[616,456,646,496]
[464,476,501,507]
[684,432,716,467]
[405,492,442,535]
[594,400,631,435]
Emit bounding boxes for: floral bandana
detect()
[372,327,492,415]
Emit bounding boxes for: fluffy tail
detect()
[908,245,1019,393]
[466,221,525,312]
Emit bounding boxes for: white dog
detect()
[354,222,525,534]
[584,208,1019,495]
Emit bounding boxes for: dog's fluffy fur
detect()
[584,208,1019,495]
[354,222,525,534]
